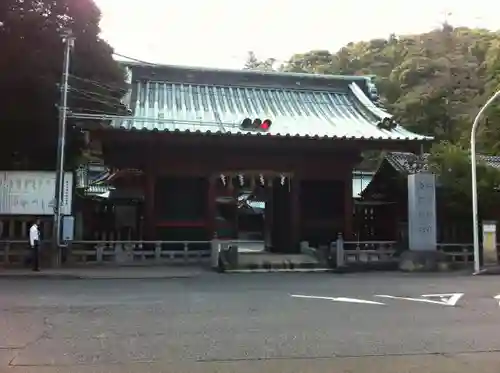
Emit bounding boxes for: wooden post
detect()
[290,175,300,252]
[206,174,216,240]
[144,169,156,240]
[344,173,353,240]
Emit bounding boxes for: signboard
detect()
[482,220,498,265]
[407,173,437,251]
[0,171,73,215]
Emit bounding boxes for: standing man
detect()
[29,219,41,271]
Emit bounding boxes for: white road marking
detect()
[290,294,385,305]
[494,295,500,306]
[421,293,464,306]
[375,293,463,306]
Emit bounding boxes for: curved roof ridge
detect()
[121,60,369,83]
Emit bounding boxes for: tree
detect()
[243,51,277,72]
[427,141,500,217]
[0,0,126,169]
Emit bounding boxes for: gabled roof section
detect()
[109,64,432,142]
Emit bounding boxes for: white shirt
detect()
[29,224,40,247]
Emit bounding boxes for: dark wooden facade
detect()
[89,131,366,252]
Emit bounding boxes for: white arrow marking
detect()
[494,295,500,306]
[375,293,463,306]
[421,293,464,306]
[290,294,385,305]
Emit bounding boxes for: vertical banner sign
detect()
[407,173,437,251]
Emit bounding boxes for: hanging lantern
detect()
[220,174,226,186]
[280,174,286,186]
[238,174,244,187]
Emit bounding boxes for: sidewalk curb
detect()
[224,268,332,274]
[0,274,203,280]
[0,271,212,280]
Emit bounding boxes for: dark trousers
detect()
[31,241,40,271]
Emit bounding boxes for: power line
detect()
[113,52,158,66]
[69,74,128,94]
[113,51,292,67]
[68,87,125,111]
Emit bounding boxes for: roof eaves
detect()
[349,83,433,142]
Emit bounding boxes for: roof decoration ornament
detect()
[366,76,382,107]
[377,117,397,130]
[402,154,428,174]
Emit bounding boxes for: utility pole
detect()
[52,30,74,267]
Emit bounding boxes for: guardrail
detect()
[437,243,474,265]
[333,236,485,268]
[0,240,211,266]
[343,240,397,264]
[0,240,42,265]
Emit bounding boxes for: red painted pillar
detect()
[344,173,353,240]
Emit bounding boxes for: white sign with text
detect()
[0,171,73,215]
[408,173,437,251]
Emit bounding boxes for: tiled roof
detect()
[385,152,500,173]
[111,80,431,141]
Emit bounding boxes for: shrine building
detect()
[74,63,431,253]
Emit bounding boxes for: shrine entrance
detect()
[214,172,295,253]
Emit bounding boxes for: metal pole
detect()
[471,89,500,274]
[52,31,74,266]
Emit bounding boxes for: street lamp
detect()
[471,89,500,274]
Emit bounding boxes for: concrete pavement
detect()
[2,273,500,372]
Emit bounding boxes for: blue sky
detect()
[95,0,500,68]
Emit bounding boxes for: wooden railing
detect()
[0,240,211,266]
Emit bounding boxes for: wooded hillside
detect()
[246,24,500,153]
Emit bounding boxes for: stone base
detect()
[398,250,447,272]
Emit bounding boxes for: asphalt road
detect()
[2,272,500,372]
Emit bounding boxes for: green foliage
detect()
[0,0,126,169]
[243,51,277,72]
[428,141,500,216]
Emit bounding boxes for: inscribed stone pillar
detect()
[407,173,437,251]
